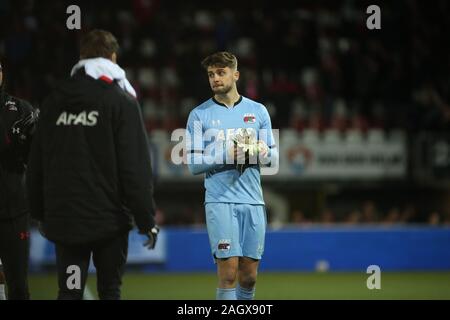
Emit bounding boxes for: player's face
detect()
[207,66,239,94]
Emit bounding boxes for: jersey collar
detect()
[212,95,243,108]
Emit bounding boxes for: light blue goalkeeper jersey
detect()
[186,96,278,205]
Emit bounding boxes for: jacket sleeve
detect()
[115,97,156,233]
[186,110,227,175]
[26,109,44,222]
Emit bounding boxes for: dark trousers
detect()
[0,214,30,300]
[55,232,128,300]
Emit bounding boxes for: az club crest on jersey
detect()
[243,113,256,123]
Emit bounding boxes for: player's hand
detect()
[143,226,159,250]
[225,140,246,164]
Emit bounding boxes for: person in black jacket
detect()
[26,30,159,300]
[0,60,38,300]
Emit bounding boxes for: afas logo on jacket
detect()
[56,110,98,126]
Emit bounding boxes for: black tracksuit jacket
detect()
[26,72,156,245]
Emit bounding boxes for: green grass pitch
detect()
[27,271,450,300]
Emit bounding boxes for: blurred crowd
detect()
[291,201,450,226]
[1,0,449,134]
[1,0,449,226]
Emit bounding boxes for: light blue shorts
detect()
[205,203,267,260]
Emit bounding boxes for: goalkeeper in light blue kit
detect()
[186,51,278,300]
